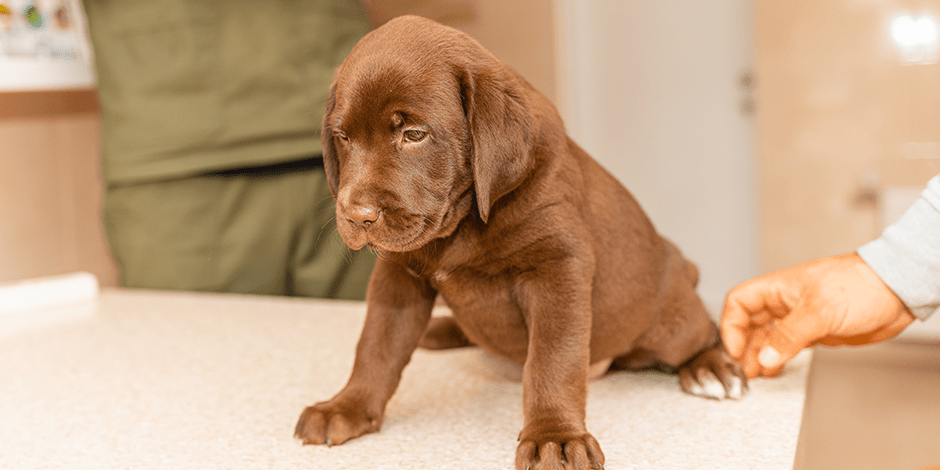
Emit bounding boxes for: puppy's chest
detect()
[414,260,513,298]
[407,253,520,313]
[424,263,530,361]
[403,229,509,290]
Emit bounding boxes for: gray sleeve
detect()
[857,174,940,320]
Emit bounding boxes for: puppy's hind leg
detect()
[634,243,747,400]
[418,316,474,350]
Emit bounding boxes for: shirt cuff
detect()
[857,175,940,320]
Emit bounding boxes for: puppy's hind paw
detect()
[678,344,748,400]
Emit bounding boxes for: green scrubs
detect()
[83,0,374,299]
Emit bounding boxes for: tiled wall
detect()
[0,90,118,286]
[754,0,940,272]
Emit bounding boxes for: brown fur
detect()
[294,15,746,469]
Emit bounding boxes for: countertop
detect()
[0,289,811,469]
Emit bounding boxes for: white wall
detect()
[554,0,758,314]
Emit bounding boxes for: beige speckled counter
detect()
[0,290,811,469]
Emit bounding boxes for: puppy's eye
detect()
[403,129,427,143]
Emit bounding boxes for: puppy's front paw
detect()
[515,422,605,470]
[678,344,748,400]
[294,396,382,446]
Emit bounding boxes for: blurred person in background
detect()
[722,173,940,378]
[81,0,377,299]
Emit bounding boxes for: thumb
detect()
[757,306,822,376]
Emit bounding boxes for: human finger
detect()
[757,304,828,376]
[721,276,793,359]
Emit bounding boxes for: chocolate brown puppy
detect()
[294,15,747,470]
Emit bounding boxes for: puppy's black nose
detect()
[346,205,380,228]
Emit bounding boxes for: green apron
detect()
[83,0,374,299]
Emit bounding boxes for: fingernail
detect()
[758,346,780,368]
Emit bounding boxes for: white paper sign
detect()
[0,0,95,91]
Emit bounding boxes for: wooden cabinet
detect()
[0,89,118,285]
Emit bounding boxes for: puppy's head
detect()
[322,15,536,252]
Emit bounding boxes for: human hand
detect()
[721,253,916,378]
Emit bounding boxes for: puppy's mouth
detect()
[364,224,430,252]
[338,210,438,253]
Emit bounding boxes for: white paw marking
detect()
[687,381,705,397]
[697,372,727,400]
[687,372,745,400]
[726,376,744,400]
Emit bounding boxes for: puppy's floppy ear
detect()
[459,66,535,223]
[321,81,340,198]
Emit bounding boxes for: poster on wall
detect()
[0,0,94,91]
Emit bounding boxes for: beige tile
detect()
[755,0,940,273]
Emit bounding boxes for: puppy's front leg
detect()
[515,270,605,470]
[295,258,435,446]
